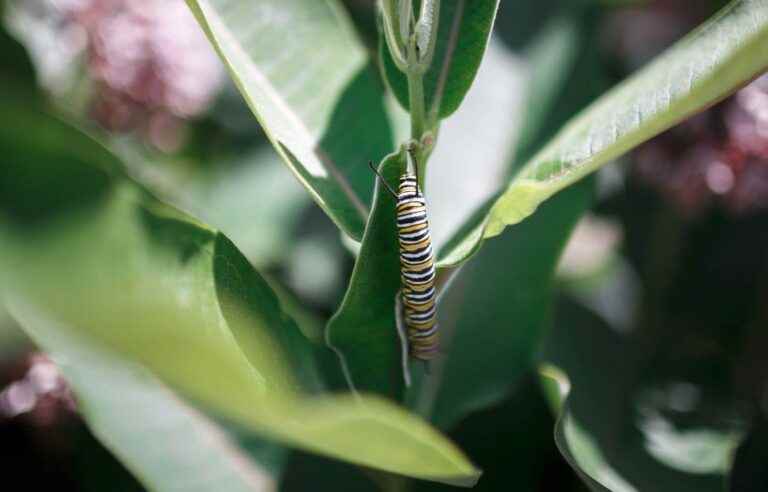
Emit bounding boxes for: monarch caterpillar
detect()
[370,161,439,362]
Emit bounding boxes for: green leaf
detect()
[185,0,394,240]
[553,404,616,492]
[544,298,743,492]
[184,147,310,268]
[381,0,500,119]
[438,0,768,267]
[422,178,594,430]
[1,318,281,492]
[0,105,479,486]
[327,150,407,398]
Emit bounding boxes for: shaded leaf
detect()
[554,404,617,492]
[0,105,479,486]
[438,0,768,267]
[327,150,407,398]
[185,0,394,240]
[424,178,594,430]
[544,298,743,492]
[415,374,581,492]
[381,0,500,119]
[185,147,310,269]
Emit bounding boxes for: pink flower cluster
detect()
[0,353,75,427]
[608,0,768,217]
[62,0,224,149]
[633,77,768,218]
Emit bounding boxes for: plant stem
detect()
[407,71,426,143]
[406,69,428,188]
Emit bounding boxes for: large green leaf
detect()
[423,178,594,430]
[544,298,744,492]
[327,150,407,398]
[0,105,479,486]
[381,0,500,119]
[185,0,394,240]
[438,0,768,268]
[1,316,281,492]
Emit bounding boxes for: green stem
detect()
[407,70,426,142]
[406,70,429,188]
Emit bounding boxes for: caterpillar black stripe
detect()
[396,174,439,361]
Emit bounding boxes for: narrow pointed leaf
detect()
[381,0,500,119]
[0,105,479,486]
[185,0,394,240]
[327,151,407,398]
[438,0,768,268]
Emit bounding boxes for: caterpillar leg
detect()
[394,291,412,387]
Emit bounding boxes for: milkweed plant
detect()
[2,0,768,490]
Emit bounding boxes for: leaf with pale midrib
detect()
[186,0,394,240]
[437,0,768,268]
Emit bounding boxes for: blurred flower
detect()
[607,1,768,217]
[8,0,224,151]
[0,353,76,427]
[633,75,768,218]
[603,0,710,70]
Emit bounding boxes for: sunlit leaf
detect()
[185,0,394,240]
[3,320,281,492]
[438,0,768,267]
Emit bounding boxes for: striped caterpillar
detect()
[370,162,439,362]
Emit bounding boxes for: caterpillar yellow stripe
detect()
[396,174,439,361]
